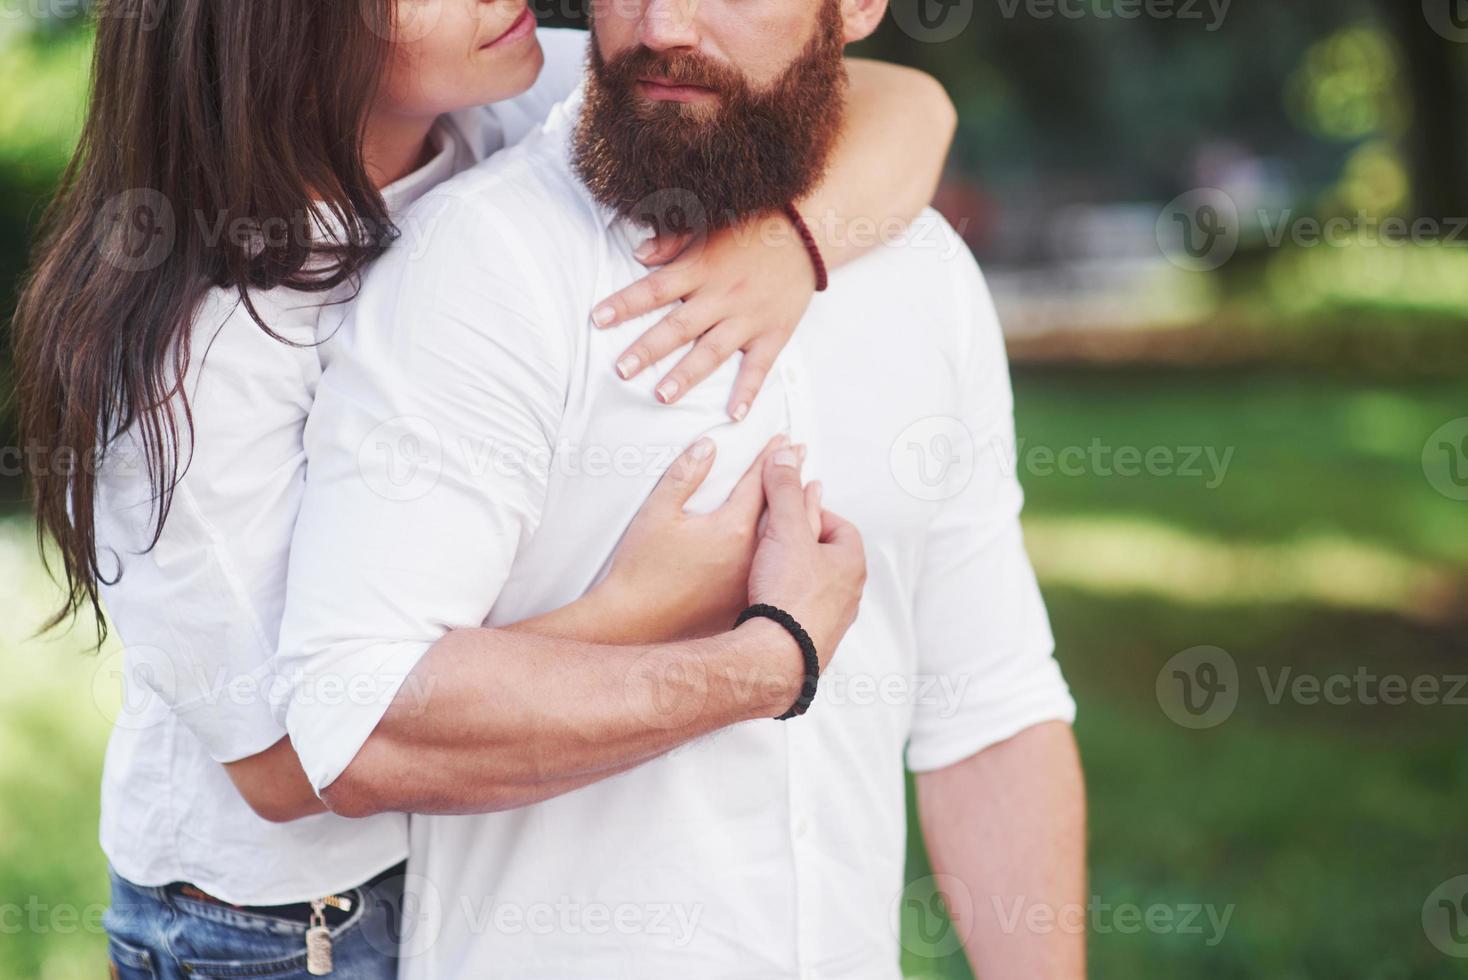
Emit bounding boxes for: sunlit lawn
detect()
[3,367,1466,979]
[0,524,114,980]
[902,367,1468,980]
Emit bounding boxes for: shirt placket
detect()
[777,337,824,979]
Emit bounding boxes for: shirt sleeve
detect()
[94,292,322,764]
[272,188,578,794]
[904,261,1076,775]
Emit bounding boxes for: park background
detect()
[3,1,1467,977]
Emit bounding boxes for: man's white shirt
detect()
[273,87,1075,979]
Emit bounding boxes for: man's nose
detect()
[638,0,701,51]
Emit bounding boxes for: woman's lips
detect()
[635,78,718,103]
[481,7,535,50]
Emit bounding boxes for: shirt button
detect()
[794,815,810,839]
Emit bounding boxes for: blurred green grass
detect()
[0,524,113,980]
[5,368,1466,978]
[1024,367,1468,569]
[895,368,1468,979]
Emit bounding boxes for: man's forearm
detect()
[321,619,802,818]
[224,588,712,823]
[224,737,329,823]
[915,721,1087,979]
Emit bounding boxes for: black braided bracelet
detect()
[735,603,820,721]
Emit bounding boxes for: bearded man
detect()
[271,1,1085,977]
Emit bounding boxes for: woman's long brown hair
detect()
[11,0,396,640]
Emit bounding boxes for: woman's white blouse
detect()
[92,28,591,906]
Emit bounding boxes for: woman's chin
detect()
[473,37,546,106]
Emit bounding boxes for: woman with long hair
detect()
[12,1,955,975]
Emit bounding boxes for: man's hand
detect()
[746,447,866,670]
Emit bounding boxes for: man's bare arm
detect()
[915,721,1087,979]
[224,607,769,824]
[322,618,803,818]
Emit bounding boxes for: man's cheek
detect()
[590,2,640,54]
[707,23,799,87]
[595,31,637,67]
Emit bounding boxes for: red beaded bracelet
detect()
[782,203,829,293]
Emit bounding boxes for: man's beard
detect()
[573,2,847,234]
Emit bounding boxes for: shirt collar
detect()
[381,119,460,216]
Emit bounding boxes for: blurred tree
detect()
[856,0,1380,197]
[1375,0,1468,220]
[536,3,586,29]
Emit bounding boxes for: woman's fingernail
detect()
[592,306,616,328]
[616,354,640,379]
[690,438,714,461]
[656,379,680,403]
[795,445,808,464]
[773,449,798,468]
[731,402,750,422]
[634,241,656,262]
